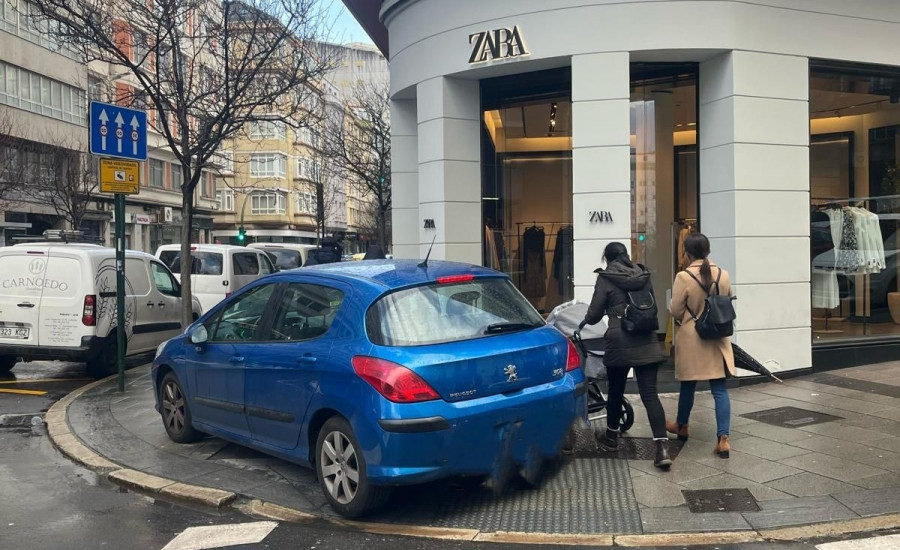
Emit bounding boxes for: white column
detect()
[571,52,632,303]
[389,98,419,259]
[415,77,481,264]
[699,51,811,373]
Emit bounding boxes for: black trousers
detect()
[606,363,667,439]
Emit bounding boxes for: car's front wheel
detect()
[160,372,202,443]
[315,416,389,517]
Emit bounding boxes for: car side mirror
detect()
[189,325,208,345]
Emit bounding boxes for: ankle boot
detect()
[665,420,689,442]
[654,440,672,469]
[599,428,619,450]
[715,435,730,459]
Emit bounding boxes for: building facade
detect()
[345,0,900,374]
[0,0,217,251]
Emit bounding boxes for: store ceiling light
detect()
[548,102,558,134]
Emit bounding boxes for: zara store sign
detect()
[468,26,529,64]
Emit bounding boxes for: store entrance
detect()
[481,68,573,315]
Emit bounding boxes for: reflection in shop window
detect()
[810,61,900,343]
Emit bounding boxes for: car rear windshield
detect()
[366,277,544,347]
[264,249,302,269]
[159,251,224,276]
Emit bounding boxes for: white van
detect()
[0,243,200,377]
[247,242,316,270]
[155,244,275,314]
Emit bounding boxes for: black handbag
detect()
[685,269,736,340]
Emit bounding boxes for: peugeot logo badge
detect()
[504,365,518,382]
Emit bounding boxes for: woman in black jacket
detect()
[581,242,671,469]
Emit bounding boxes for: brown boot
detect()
[666,420,689,442]
[715,435,730,459]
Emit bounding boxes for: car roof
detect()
[3,243,157,261]
[156,244,257,252]
[272,259,502,291]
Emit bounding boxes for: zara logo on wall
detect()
[423,219,436,229]
[589,211,614,223]
[468,26,529,64]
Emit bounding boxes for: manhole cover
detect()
[573,437,684,460]
[682,488,760,513]
[740,406,842,428]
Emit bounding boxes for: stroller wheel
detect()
[620,399,635,432]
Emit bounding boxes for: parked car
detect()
[0,242,200,377]
[152,260,585,517]
[156,244,276,314]
[247,243,316,270]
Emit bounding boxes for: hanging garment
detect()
[552,225,574,299]
[811,209,834,268]
[850,207,885,273]
[493,229,507,271]
[677,226,692,270]
[811,269,840,309]
[522,226,547,298]
[829,208,860,272]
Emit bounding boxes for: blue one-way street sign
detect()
[89,101,147,161]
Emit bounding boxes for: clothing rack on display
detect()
[514,221,572,296]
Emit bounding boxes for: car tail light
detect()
[436,274,474,284]
[82,295,96,326]
[352,356,440,403]
[565,339,581,372]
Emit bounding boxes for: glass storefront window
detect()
[481,68,573,315]
[630,64,699,331]
[810,61,900,343]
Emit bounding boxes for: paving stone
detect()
[630,458,722,484]
[779,452,889,482]
[630,475,686,508]
[763,472,865,497]
[680,473,792,502]
[245,480,315,512]
[723,436,809,461]
[741,495,858,529]
[857,435,900,454]
[732,422,820,444]
[695,450,804,484]
[868,407,900,422]
[787,436,900,473]
[639,506,752,532]
[831,487,900,517]
[849,472,900,490]
[183,466,281,494]
[797,423,890,442]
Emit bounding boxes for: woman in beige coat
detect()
[667,233,735,458]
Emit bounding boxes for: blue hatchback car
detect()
[152,260,585,517]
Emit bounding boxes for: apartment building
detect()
[0,0,217,250]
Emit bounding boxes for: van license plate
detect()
[0,327,29,339]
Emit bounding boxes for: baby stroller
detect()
[547,301,635,432]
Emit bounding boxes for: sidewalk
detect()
[53,362,900,540]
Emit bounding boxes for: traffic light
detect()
[237,226,246,242]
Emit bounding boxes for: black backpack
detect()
[619,289,659,333]
[685,269,736,340]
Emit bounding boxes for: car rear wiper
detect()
[484,322,538,334]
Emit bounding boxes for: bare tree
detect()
[0,109,26,211]
[324,81,391,251]
[31,0,333,326]
[22,136,100,233]
[306,140,343,244]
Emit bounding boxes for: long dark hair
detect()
[684,232,712,289]
[603,242,634,268]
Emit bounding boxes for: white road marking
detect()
[161,521,278,550]
[816,534,900,550]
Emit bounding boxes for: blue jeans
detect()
[676,378,731,438]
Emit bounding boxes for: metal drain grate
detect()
[682,488,760,513]
[740,406,843,428]
[573,437,684,460]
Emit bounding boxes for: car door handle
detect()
[297,355,317,364]
[230,356,245,364]
[146,301,155,308]
[17,302,35,308]
[157,302,166,308]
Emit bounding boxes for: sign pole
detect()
[115,193,126,392]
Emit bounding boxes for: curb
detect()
[47,377,900,547]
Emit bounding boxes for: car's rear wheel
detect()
[0,356,16,375]
[315,416,389,517]
[160,372,202,443]
[86,335,120,379]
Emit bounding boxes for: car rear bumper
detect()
[0,336,104,361]
[358,372,585,485]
